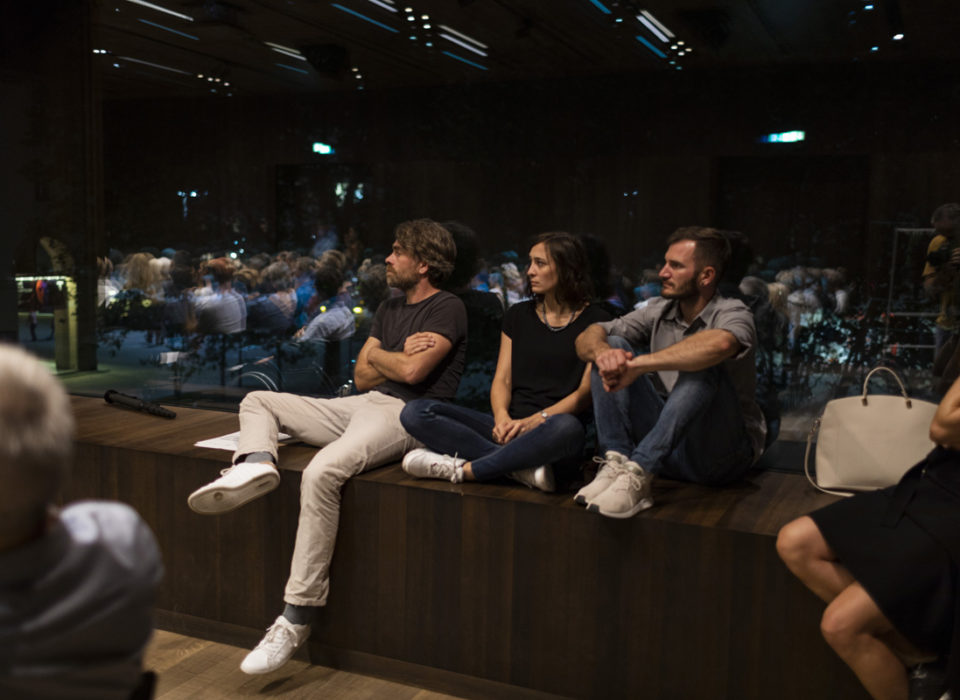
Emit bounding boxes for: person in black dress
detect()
[777,377,960,700]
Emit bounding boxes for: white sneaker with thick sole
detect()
[187,461,280,514]
[402,448,465,483]
[509,465,556,492]
[586,461,653,518]
[574,451,627,505]
[240,615,311,675]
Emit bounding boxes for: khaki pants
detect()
[235,390,420,606]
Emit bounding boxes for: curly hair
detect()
[394,219,457,287]
[524,232,594,308]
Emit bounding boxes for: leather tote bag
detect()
[804,366,938,496]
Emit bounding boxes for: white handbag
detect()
[804,366,938,496]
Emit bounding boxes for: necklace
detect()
[540,300,579,332]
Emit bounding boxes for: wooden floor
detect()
[145,629,460,699]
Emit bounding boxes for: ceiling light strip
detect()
[276,62,310,75]
[436,24,488,49]
[331,3,400,33]
[117,56,192,74]
[367,0,398,12]
[439,33,488,57]
[587,0,612,14]
[137,18,199,40]
[126,0,194,22]
[441,50,488,71]
[270,47,307,61]
[640,10,674,38]
[636,14,669,43]
[635,35,666,59]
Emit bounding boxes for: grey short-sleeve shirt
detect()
[598,295,766,461]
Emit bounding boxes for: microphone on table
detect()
[104,390,177,419]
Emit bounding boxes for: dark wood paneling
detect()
[67,395,868,700]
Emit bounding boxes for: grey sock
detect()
[240,451,275,465]
[282,603,316,626]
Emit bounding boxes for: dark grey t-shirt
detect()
[370,290,467,402]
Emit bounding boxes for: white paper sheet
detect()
[194,431,294,451]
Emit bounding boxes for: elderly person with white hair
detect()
[0,344,163,700]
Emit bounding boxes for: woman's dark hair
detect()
[524,232,594,308]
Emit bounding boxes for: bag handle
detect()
[803,417,853,498]
[861,366,912,408]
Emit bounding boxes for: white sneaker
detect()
[574,451,627,505]
[402,448,465,483]
[586,461,653,518]
[188,461,280,514]
[240,615,310,675]
[509,465,556,492]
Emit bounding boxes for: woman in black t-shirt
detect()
[399,232,610,491]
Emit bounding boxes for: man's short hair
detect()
[394,219,457,287]
[0,344,74,531]
[666,226,732,280]
[932,203,960,228]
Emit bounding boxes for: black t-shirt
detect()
[502,300,612,419]
[370,290,467,402]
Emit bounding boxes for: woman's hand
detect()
[403,332,436,356]
[492,413,546,445]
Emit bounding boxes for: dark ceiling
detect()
[94,0,960,98]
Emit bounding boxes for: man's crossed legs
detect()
[188,390,420,673]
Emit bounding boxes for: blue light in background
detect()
[137,18,199,40]
[331,3,400,33]
[760,130,806,143]
[277,63,309,75]
[635,35,667,59]
[441,50,488,70]
[587,0,612,14]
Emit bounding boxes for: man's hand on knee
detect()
[596,348,635,391]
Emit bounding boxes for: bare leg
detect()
[776,516,855,602]
[821,583,908,700]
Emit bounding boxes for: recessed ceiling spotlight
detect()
[352,66,359,71]
[424,23,431,28]
[870,45,879,51]
[686,47,693,53]
[677,41,684,45]
[892,33,904,40]
[197,73,204,78]
[407,15,415,21]
[404,5,412,10]
[670,44,677,50]
[421,14,428,19]
[864,3,875,9]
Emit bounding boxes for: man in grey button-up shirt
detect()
[575,226,765,518]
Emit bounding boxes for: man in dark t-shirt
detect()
[187,219,466,676]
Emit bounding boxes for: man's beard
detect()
[661,278,697,300]
[386,267,417,291]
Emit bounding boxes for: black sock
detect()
[282,603,316,626]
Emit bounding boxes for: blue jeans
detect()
[400,399,586,481]
[591,336,754,486]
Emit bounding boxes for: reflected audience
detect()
[0,344,163,700]
[194,257,247,334]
